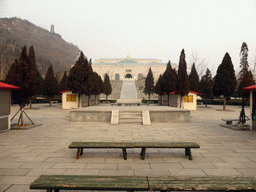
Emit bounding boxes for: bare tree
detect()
[189,50,208,78]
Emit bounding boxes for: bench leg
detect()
[140,147,146,160]
[122,148,127,160]
[47,189,52,192]
[76,148,82,159]
[185,148,192,160]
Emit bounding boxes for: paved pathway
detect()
[0,104,256,191]
[120,80,137,99]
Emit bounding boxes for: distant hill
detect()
[0,17,80,79]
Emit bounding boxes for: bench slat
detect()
[30,175,149,191]
[69,142,200,148]
[69,142,134,148]
[148,176,256,191]
[133,142,200,148]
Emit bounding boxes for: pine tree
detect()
[177,49,189,107]
[155,75,164,95]
[5,45,39,125]
[67,52,94,106]
[103,73,112,100]
[43,65,59,106]
[213,52,237,110]
[163,61,177,94]
[198,68,213,107]
[161,61,177,105]
[237,42,254,99]
[28,46,42,108]
[189,63,199,92]
[59,71,68,92]
[144,67,155,101]
[155,74,165,105]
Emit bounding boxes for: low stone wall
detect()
[69,109,190,123]
[149,110,190,123]
[70,111,112,122]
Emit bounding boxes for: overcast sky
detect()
[0,0,256,74]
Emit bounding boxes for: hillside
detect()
[0,17,80,79]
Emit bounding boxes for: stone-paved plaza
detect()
[0,104,256,192]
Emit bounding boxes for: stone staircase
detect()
[118,111,143,125]
[111,110,151,125]
[100,80,122,100]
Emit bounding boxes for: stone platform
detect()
[69,104,190,123]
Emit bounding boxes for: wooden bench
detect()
[69,142,134,160]
[69,141,200,160]
[30,175,149,192]
[134,142,200,160]
[147,176,256,191]
[222,119,239,125]
[30,175,256,191]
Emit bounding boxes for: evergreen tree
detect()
[155,74,165,105]
[161,61,177,105]
[28,46,42,107]
[177,49,189,107]
[198,68,213,107]
[43,65,59,106]
[163,61,177,94]
[5,59,19,86]
[213,52,237,110]
[144,67,155,100]
[67,52,87,106]
[155,75,164,95]
[5,45,39,125]
[189,63,199,92]
[84,58,94,105]
[67,52,94,106]
[59,71,68,92]
[237,42,254,99]
[103,73,112,100]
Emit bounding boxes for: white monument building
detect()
[92,55,177,80]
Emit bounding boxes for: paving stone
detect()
[0,184,11,192]
[19,162,56,169]
[181,162,216,169]
[135,168,170,176]
[0,176,38,185]
[150,162,183,169]
[118,163,150,170]
[99,169,134,176]
[52,163,86,169]
[203,168,242,176]
[3,185,30,192]
[26,168,66,176]
[169,169,206,176]
[44,157,75,163]
[85,163,118,169]
[0,168,31,176]
[64,169,100,175]
[236,168,256,176]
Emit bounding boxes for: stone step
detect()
[118,111,143,125]
[119,115,142,118]
[119,116,143,120]
[118,119,143,124]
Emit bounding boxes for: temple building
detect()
[92,55,177,80]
